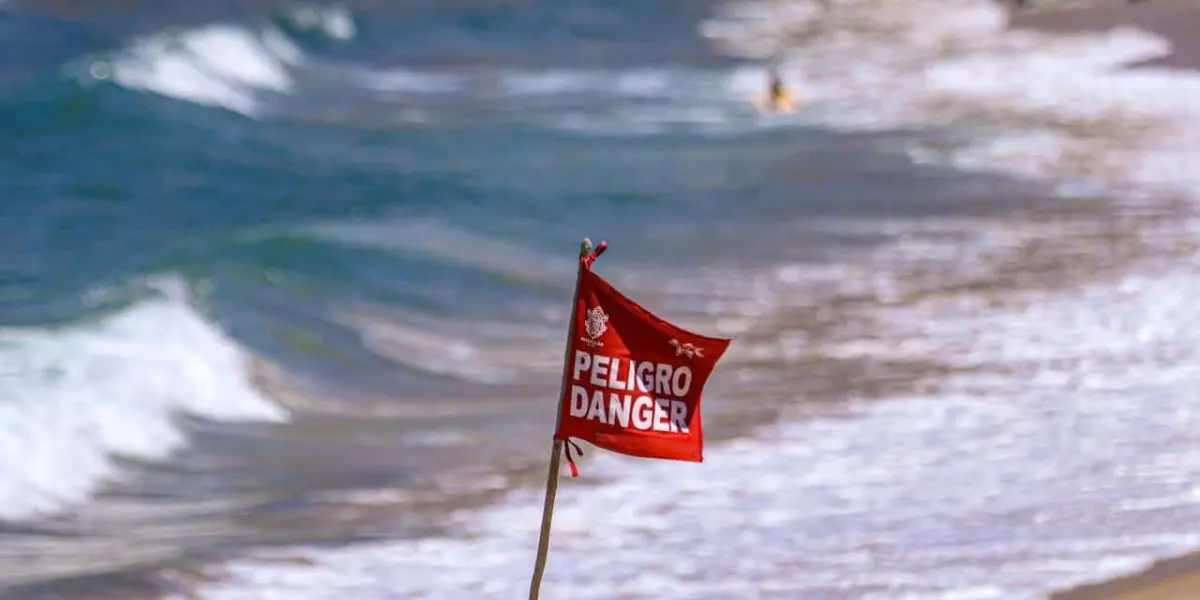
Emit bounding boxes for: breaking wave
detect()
[183,1,1200,598]
[0,278,284,521]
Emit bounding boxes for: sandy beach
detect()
[1052,551,1200,600]
[1011,3,1200,599]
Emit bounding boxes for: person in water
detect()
[758,69,795,113]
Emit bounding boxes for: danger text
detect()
[567,350,693,433]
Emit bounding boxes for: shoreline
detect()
[1011,2,1200,599]
[1052,551,1200,600]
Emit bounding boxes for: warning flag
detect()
[554,246,731,475]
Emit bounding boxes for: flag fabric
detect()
[554,248,732,475]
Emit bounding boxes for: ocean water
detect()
[2,0,1200,598]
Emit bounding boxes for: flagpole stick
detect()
[528,238,592,600]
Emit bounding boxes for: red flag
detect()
[553,246,732,475]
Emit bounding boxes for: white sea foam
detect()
[354,0,1200,148]
[188,1,1200,597]
[92,0,1200,170]
[191,231,1200,599]
[91,4,356,116]
[97,24,303,116]
[0,278,285,521]
[705,0,1200,195]
[284,3,357,41]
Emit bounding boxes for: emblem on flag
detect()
[581,305,608,347]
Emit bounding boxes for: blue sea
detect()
[5,0,1200,598]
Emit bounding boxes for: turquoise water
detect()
[0,0,1077,595]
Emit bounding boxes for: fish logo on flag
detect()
[554,249,732,468]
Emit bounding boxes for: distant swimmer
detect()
[755,70,796,114]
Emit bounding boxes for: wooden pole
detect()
[528,238,592,600]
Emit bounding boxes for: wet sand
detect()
[1052,552,1200,600]
[1012,2,1200,599]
